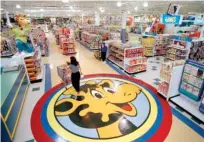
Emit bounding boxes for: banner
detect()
[161,13,183,25]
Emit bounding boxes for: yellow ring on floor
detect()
[47,77,158,142]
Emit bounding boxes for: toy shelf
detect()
[61,38,76,55]
[107,41,147,74]
[166,36,191,61]
[158,61,185,100]
[23,50,43,84]
[170,60,204,122]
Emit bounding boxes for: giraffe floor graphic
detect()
[31,74,172,142]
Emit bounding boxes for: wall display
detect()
[188,39,204,63]
[179,60,204,101]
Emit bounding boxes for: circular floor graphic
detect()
[31,74,172,142]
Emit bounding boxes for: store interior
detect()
[1,1,204,142]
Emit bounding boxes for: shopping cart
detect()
[57,64,71,88]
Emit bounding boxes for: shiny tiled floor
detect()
[13,32,203,142]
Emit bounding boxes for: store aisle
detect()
[14,32,203,142]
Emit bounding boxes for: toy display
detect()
[188,39,204,63]
[0,35,17,57]
[24,50,43,83]
[179,60,204,101]
[61,38,76,55]
[108,41,147,74]
[141,36,156,57]
[154,35,171,56]
[166,36,191,61]
[158,60,185,99]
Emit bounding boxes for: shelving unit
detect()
[23,50,43,83]
[170,60,204,122]
[141,36,156,57]
[158,60,185,100]
[108,41,147,74]
[166,36,191,61]
[154,35,171,56]
[61,38,76,55]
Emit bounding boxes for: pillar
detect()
[95,12,100,26]
[121,10,126,43]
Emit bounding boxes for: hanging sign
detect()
[161,13,183,25]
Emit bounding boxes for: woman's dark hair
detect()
[70,56,78,66]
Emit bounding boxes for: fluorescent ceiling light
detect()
[1,8,4,11]
[62,0,69,3]
[127,11,131,14]
[100,9,105,13]
[40,9,44,12]
[70,6,73,9]
[143,2,148,7]
[117,2,122,7]
[135,7,138,11]
[16,4,21,9]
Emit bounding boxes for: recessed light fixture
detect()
[143,2,148,7]
[127,11,131,14]
[62,0,69,3]
[117,1,122,7]
[1,8,4,11]
[70,6,73,9]
[135,7,138,11]
[40,9,44,12]
[16,4,21,9]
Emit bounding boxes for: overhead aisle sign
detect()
[161,13,183,25]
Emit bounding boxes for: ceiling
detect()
[1,1,204,17]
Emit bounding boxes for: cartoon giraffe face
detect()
[15,14,30,28]
[55,80,141,127]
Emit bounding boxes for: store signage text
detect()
[161,13,183,25]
